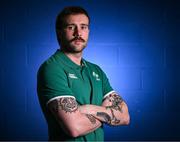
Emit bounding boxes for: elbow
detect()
[122,113,130,125]
[67,124,82,138]
[58,123,79,138]
[60,117,87,138]
[69,130,79,138]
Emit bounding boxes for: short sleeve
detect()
[37,63,74,106]
[99,67,115,99]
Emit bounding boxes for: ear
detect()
[57,30,62,37]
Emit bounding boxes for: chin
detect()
[73,48,85,53]
[70,45,86,52]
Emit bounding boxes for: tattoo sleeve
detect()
[96,112,111,124]
[85,114,96,124]
[105,93,124,112]
[109,108,120,124]
[51,97,78,113]
[100,93,124,125]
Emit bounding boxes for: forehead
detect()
[64,14,89,24]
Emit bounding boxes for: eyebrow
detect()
[66,23,89,26]
[81,24,89,26]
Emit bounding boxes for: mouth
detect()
[73,40,84,45]
[74,39,83,42]
[70,38,85,43]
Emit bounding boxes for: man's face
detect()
[59,14,89,53]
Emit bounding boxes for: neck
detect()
[64,52,83,66]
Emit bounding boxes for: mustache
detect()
[70,37,85,43]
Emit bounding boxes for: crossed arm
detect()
[48,92,130,137]
[48,97,102,137]
[79,92,130,126]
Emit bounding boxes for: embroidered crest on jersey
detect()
[92,71,100,81]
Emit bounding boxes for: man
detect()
[37,6,130,141]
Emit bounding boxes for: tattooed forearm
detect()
[106,93,124,112]
[85,114,96,124]
[96,112,111,124]
[51,97,78,113]
[109,108,120,124]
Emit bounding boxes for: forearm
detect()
[48,97,102,138]
[71,112,102,136]
[79,103,129,126]
[79,105,111,123]
[53,108,102,137]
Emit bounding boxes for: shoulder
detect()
[37,53,65,78]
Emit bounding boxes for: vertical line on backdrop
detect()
[117,45,120,66]
[25,45,29,68]
[163,47,167,68]
[140,69,144,90]
[2,23,6,43]
[163,89,167,112]
[25,87,28,113]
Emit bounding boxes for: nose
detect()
[73,26,81,37]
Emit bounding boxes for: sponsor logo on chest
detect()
[68,73,78,79]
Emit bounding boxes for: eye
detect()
[81,25,88,30]
[67,25,75,30]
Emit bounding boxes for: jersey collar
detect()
[55,49,87,69]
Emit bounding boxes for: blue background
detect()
[0,0,179,141]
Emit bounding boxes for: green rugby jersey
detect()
[37,49,114,141]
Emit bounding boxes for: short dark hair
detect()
[56,6,90,30]
[55,6,90,46]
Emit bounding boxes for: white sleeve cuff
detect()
[46,95,76,105]
[103,90,116,99]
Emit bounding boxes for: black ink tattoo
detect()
[85,114,96,124]
[103,93,124,125]
[96,112,111,123]
[103,107,121,125]
[106,93,124,112]
[51,97,78,113]
[109,108,120,124]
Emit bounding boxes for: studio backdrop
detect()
[0,0,179,141]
